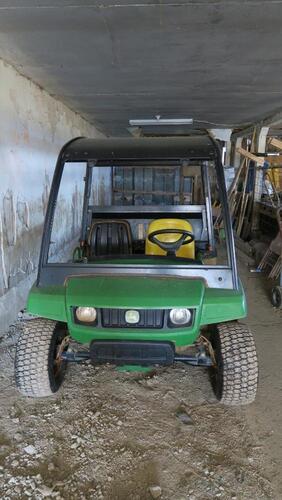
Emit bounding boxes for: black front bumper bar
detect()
[61,341,212,367]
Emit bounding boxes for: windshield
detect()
[47,161,228,267]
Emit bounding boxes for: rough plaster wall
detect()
[0,59,103,331]
[48,164,112,264]
[49,162,86,263]
[92,167,112,207]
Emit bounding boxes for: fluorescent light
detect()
[129,116,193,126]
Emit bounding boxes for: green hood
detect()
[65,275,205,309]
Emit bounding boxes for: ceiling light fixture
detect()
[129,115,193,126]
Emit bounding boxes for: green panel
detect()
[27,285,67,322]
[27,275,246,348]
[65,276,205,309]
[200,287,247,325]
[68,324,201,347]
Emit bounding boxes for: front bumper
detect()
[27,276,247,347]
[61,340,213,367]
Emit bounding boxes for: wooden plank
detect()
[236,146,265,166]
[237,194,250,237]
[269,137,282,150]
[228,157,246,196]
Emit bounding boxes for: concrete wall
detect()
[0,59,103,332]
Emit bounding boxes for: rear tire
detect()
[210,322,258,406]
[15,318,69,397]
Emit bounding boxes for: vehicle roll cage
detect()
[37,135,239,290]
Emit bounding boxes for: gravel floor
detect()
[0,320,273,500]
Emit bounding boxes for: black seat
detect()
[88,219,133,257]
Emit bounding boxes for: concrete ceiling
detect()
[0,0,282,136]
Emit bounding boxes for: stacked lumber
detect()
[214,136,259,240]
[215,135,282,241]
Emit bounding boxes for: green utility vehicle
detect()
[15,135,258,405]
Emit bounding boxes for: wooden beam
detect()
[231,110,282,140]
[235,146,265,166]
[269,137,282,150]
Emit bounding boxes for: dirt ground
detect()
[0,262,281,500]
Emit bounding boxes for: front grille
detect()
[101,308,164,329]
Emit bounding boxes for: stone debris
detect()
[149,485,162,498]
[38,485,54,497]
[176,407,194,425]
[23,445,37,455]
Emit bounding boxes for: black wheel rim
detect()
[48,326,69,391]
[53,334,68,380]
[209,333,224,400]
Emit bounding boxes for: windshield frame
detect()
[37,136,239,290]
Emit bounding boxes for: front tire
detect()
[15,318,69,397]
[210,322,258,406]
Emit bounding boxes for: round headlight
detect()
[169,308,191,325]
[76,306,97,323]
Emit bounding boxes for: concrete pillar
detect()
[209,128,232,165]
[225,139,232,166]
[251,126,269,232]
[232,137,243,169]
